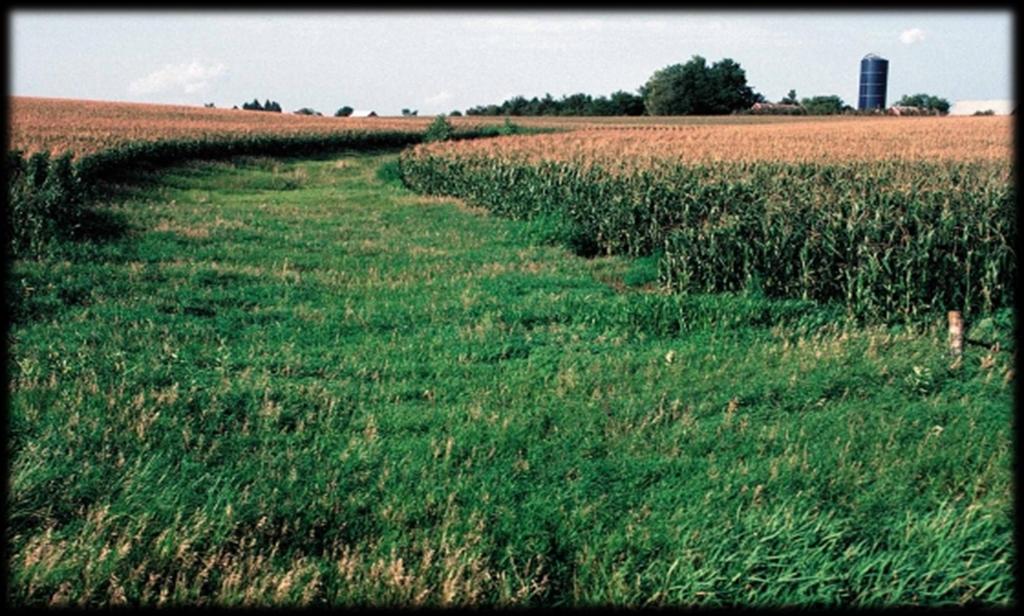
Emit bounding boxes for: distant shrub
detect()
[242,98,283,112]
[424,115,454,142]
[498,118,522,136]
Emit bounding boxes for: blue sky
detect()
[10,10,1013,115]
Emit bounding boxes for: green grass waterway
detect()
[6,153,1014,606]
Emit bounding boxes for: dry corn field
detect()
[409,116,1013,167]
[6,97,435,158]
[7,96,856,160]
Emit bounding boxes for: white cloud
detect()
[899,27,926,45]
[128,60,226,96]
[424,90,454,106]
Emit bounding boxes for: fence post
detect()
[948,310,964,367]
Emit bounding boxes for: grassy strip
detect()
[397,153,1015,321]
[6,153,1013,606]
[5,122,547,258]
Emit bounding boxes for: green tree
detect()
[801,95,846,115]
[559,93,593,116]
[896,93,951,115]
[609,90,646,115]
[424,114,454,142]
[587,95,616,116]
[538,93,556,115]
[642,55,758,115]
[505,96,530,116]
[781,89,798,104]
[498,117,521,135]
[335,106,354,117]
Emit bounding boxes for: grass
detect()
[5,152,1014,607]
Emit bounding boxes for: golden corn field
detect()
[408,116,1012,166]
[6,97,432,158]
[7,96,853,159]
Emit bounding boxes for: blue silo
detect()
[858,53,889,111]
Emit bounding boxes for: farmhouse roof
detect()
[751,102,802,110]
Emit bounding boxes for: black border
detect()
[2,2,1019,612]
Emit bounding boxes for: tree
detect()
[424,115,454,142]
[559,93,593,116]
[449,110,463,117]
[896,93,951,115]
[587,95,617,116]
[609,90,646,116]
[498,117,521,135]
[800,95,846,115]
[241,98,282,112]
[294,107,321,116]
[538,93,556,116]
[642,55,758,115]
[401,108,418,117]
[780,89,798,104]
[335,106,354,117]
[505,96,530,116]
[707,58,759,114]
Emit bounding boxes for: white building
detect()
[949,99,1014,116]
[348,110,378,118]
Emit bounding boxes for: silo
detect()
[858,53,889,111]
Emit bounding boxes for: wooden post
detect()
[948,310,964,365]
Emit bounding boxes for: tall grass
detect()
[6,154,1013,606]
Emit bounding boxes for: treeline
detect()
[460,56,952,117]
[748,91,952,116]
[239,98,283,112]
[465,90,645,117]
[464,56,751,116]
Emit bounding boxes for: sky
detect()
[9,10,1014,115]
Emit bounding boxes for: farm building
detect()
[348,110,378,118]
[948,99,1014,116]
[858,53,889,111]
[887,105,935,116]
[749,102,804,114]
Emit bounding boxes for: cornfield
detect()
[7,96,853,160]
[400,117,1015,320]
